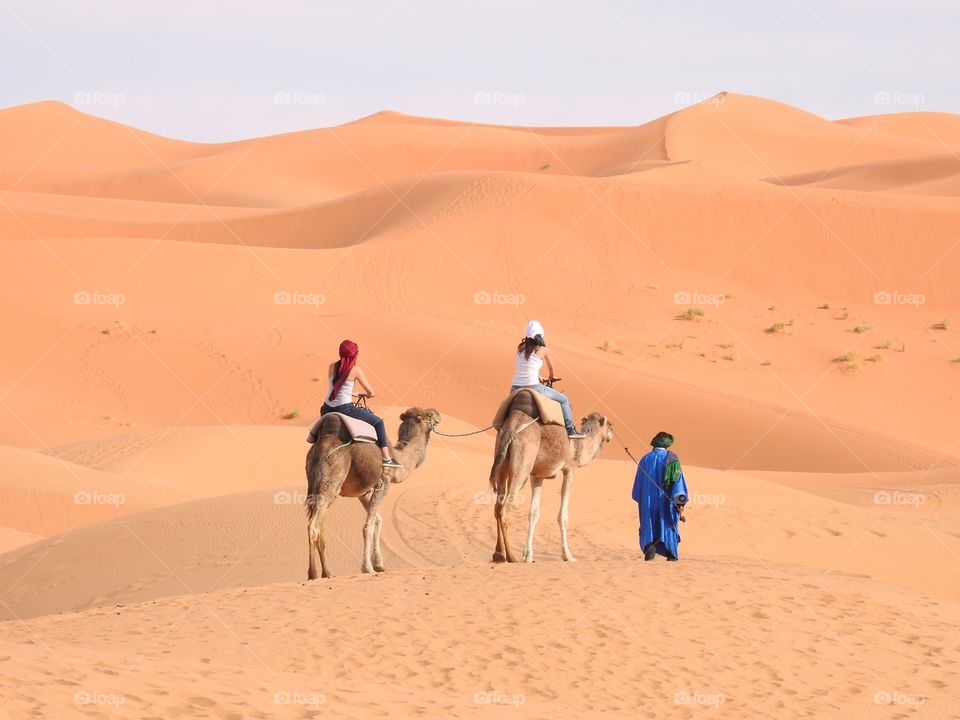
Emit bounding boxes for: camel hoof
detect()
[492,552,506,563]
[563,556,578,563]
[373,563,386,573]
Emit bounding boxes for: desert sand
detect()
[0,92,959,718]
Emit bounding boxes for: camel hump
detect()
[491,388,567,429]
[508,390,540,420]
[492,388,567,428]
[306,414,352,444]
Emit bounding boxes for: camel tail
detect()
[489,426,516,491]
[305,444,321,519]
[306,435,352,518]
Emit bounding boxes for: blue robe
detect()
[632,448,688,559]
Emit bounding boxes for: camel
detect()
[488,390,613,564]
[306,407,441,579]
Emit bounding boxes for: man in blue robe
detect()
[632,432,688,561]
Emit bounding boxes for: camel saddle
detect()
[491,388,565,429]
[306,412,377,444]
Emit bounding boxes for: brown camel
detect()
[306,407,441,579]
[488,391,612,563]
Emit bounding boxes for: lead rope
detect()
[431,425,496,437]
[613,427,639,466]
[322,440,353,462]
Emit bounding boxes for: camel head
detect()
[581,413,614,444]
[398,407,442,434]
[396,408,442,469]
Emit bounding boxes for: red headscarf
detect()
[329,340,359,402]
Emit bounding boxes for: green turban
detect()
[651,431,674,449]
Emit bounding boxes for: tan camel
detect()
[489,391,612,563]
[306,407,441,579]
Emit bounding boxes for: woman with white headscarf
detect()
[509,320,585,438]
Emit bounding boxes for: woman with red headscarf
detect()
[320,340,401,468]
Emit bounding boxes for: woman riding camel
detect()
[509,320,585,439]
[321,340,402,468]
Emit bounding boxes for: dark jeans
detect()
[322,402,388,448]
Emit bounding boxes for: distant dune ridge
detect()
[0,95,958,718]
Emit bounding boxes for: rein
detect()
[431,425,495,437]
[613,428,640,466]
[322,440,353,462]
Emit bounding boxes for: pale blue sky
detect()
[1,0,956,142]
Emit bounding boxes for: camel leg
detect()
[371,510,386,572]
[493,491,516,563]
[359,492,387,573]
[501,480,524,563]
[493,498,507,563]
[307,494,336,579]
[307,519,318,580]
[559,468,577,562]
[361,480,387,574]
[493,507,505,563]
[521,478,544,563]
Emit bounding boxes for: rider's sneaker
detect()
[382,458,403,469]
[566,428,586,439]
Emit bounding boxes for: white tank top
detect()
[511,350,544,387]
[326,372,355,407]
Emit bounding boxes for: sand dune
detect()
[1,95,959,718]
[839,111,960,147]
[0,527,42,555]
[665,93,953,178]
[763,152,960,196]
[0,444,146,537]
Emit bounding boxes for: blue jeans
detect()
[510,384,576,432]
[322,402,388,448]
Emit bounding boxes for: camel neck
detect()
[392,430,429,477]
[575,428,605,466]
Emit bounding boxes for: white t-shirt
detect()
[326,373,355,407]
[511,350,543,387]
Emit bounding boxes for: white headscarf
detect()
[525,320,545,340]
